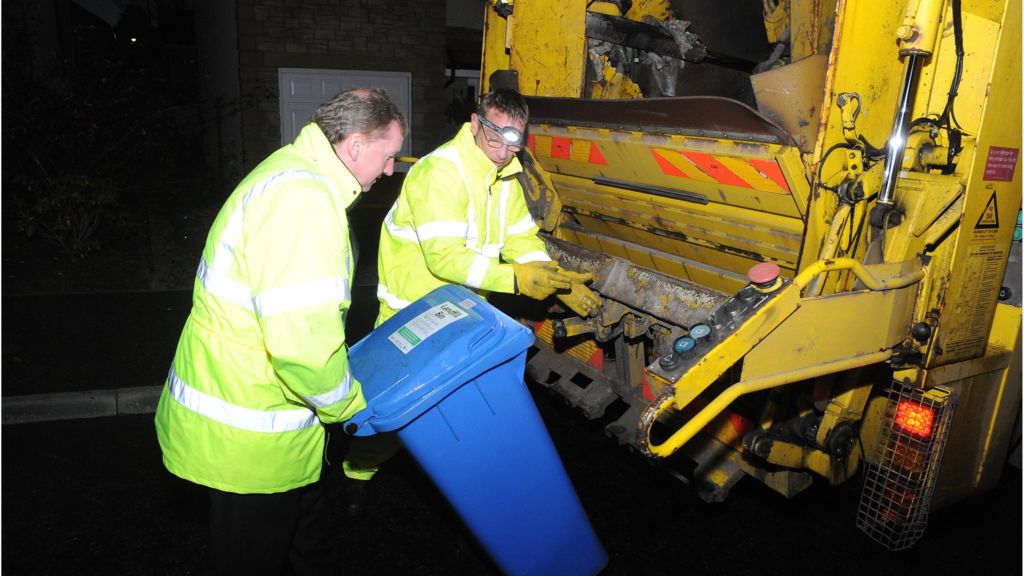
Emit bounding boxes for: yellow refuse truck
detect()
[480,0,1021,549]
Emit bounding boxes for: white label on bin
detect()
[388,301,467,354]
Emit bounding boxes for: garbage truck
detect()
[477,0,1021,550]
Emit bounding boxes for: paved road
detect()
[1,385,1020,576]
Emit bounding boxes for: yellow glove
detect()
[513,261,573,300]
[557,279,603,317]
[560,269,594,285]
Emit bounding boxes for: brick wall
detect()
[236,0,449,169]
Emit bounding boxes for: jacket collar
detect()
[453,122,523,181]
[294,123,363,211]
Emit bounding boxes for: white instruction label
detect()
[388,301,468,354]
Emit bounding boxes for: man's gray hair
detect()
[313,88,408,143]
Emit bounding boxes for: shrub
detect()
[3,3,203,260]
[12,172,127,259]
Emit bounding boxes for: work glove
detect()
[513,261,573,300]
[556,271,603,317]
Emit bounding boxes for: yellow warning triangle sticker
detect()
[975,191,1000,229]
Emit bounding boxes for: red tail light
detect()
[858,384,956,551]
[894,400,934,438]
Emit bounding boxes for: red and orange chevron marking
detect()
[528,134,608,165]
[527,134,791,194]
[651,148,791,194]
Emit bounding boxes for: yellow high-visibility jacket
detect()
[376,123,550,323]
[155,123,366,494]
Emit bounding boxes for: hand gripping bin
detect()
[345,284,607,576]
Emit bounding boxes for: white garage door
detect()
[278,68,413,162]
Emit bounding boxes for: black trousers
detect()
[207,479,338,576]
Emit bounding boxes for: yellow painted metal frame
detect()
[639,257,926,458]
[890,303,1023,510]
[761,435,861,482]
[526,122,811,293]
[507,0,588,96]
[918,0,1021,366]
[555,226,755,294]
[480,0,1021,506]
[480,2,509,93]
[802,0,906,273]
[552,174,803,265]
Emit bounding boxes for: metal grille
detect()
[856,382,957,550]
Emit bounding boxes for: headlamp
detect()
[477,115,524,147]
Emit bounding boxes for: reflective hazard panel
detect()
[529,134,608,165]
[527,123,809,219]
[651,148,792,194]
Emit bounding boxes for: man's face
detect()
[471,111,526,169]
[352,120,405,191]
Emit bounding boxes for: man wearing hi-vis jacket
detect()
[154,88,406,576]
[339,88,602,510]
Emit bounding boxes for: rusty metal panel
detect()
[509,0,588,96]
[544,236,730,327]
[552,176,804,267]
[751,54,829,153]
[527,95,797,145]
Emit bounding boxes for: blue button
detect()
[673,337,696,353]
[690,324,711,339]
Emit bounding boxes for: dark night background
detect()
[1,2,1021,575]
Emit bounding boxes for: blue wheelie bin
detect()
[345,284,607,576]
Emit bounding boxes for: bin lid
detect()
[345,285,534,435]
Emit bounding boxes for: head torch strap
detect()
[479,115,523,146]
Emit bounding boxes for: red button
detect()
[748,262,780,285]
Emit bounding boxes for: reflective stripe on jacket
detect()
[376,123,549,323]
[155,123,366,494]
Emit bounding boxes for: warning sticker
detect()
[388,301,468,354]
[975,191,1000,230]
[941,244,1005,361]
[983,146,1019,181]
